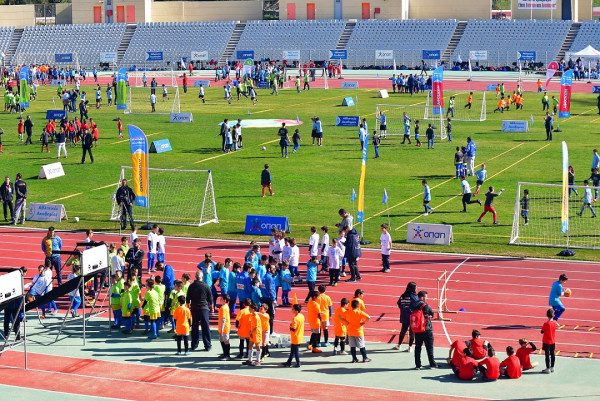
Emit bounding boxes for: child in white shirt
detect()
[309,226,319,258]
[288,237,301,283]
[327,238,343,286]
[320,226,330,273]
[157,227,166,263]
[380,223,392,273]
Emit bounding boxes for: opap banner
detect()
[406,223,453,245]
[116,67,127,111]
[559,69,573,118]
[245,215,290,235]
[375,50,394,60]
[340,81,359,89]
[128,125,149,208]
[432,66,444,115]
[190,50,209,61]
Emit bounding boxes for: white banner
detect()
[518,0,557,9]
[406,223,453,245]
[50,79,66,87]
[378,89,389,99]
[81,244,110,276]
[27,203,67,223]
[469,50,488,61]
[375,50,394,60]
[39,162,65,180]
[193,80,211,87]
[501,120,529,132]
[190,51,209,61]
[169,113,193,123]
[341,81,359,89]
[100,52,118,63]
[283,50,300,60]
[0,270,23,304]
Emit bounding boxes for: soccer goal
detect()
[131,69,178,88]
[283,67,329,90]
[110,167,218,227]
[509,182,600,249]
[375,104,447,140]
[426,91,486,122]
[124,86,181,115]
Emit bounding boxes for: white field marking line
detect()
[91,182,118,191]
[192,139,279,164]
[3,351,489,401]
[109,131,163,145]
[366,142,525,222]
[0,383,132,401]
[0,363,316,401]
[3,226,600,268]
[396,142,550,230]
[440,258,470,345]
[45,192,84,204]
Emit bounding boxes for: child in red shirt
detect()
[516,338,538,371]
[452,347,478,380]
[447,339,470,368]
[478,346,500,381]
[469,329,488,359]
[541,308,558,374]
[500,346,522,379]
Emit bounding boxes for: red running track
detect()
[0,227,598,359]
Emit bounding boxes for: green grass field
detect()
[1,80,599,261]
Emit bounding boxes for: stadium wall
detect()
[56,4,73,25]
[278,0,405,20]
[151,0,262,22]
[408,0,492,20]
[511,0,591,21]
[0,5,35,28]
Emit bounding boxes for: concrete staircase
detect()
[556,21,581,62]
[335,20,356,50]
[117,24,137,65]
[220,22,246,65]
[442,21,467,65]
[4,28,23,66]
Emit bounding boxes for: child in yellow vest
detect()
[154,275,166,330]
[143,278,161,339]
[109,274,122,329]
[121,281,134,334]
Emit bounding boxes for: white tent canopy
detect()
[572,45,600,58]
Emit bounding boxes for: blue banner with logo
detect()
[422,50,441,60]
[146,51,163,61]
[55,53,73,63]
[19,65,29,108]
[245,215,290,235]
[341,97,355,107]
[46,110,67,120]
[193,80,211,87]
[128,125,149,208]
[336,116,360,127]
[517,51,536,61]
[329,50,347,60]
[149,139,172,153]
[116,67,127,110]
[237,50,254,60]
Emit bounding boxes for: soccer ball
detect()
[262,146,266,151]
[73,217,80,223]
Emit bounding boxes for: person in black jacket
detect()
[0,176,14,222]
[342,225,362,282]
[412,290,439,370]
[12,173,27,225]
[186,270,214,351]
[79,100,88,121]
[116,179,136,230]
[125,238,144,280]
[24,115,34,145]
[395,281,419,351]
[81,129,94,164]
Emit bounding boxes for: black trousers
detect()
[398,321,414,346]
[191,307,211,350]
[414,330,435,368]
[546,126,552,141]
[348,257,361,280]
[305,281,316,302]
[3,200,13,221]
[3,306,22,339]
[82,146,94,163]
[462,193,478,211]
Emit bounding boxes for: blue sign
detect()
[486,83,499,91]
[149,139,172,153]
[335,116,360,127]
[193,80,211,87]
[341,97,355,107]
[245,215,290,235]
[146,51,164,61]
[517,51,536,61]
[501,120,529,132]
[593,86,600,94]
[422,50,441,60]
[236,50,254,60]
[329,50,347,60]
[46,110,67,120]
[257,81,270,89]
[55,53,73,63]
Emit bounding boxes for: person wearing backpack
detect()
[394,282,419,351]
[411,290,439,370]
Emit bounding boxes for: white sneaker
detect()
[550,367,554,373]
[405,346,413,353]
[424,213,429,216]
[393,344,400,350]
[541,368,551,374]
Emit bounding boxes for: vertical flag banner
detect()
[558,70,573,119]
[382,189,388,204]
[128,125,149,207]
[561,141,569,234]
[432,66,444,115]
[351,188,356,202]
[242,58,253,76]
[356,133,369,223]
[468,59,472,80]
[545,61,559,89]
[116,67,127,110]
[19,66,29,109]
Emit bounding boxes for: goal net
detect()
[509,182,600,249]
[110,167,218,227]
[125,86,181,115]
[131,69,178,88]
[426,91,486,122]
[283,67,329,90]
[375,104,447,140]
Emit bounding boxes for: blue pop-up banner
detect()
[335,116,360,127]
[245,215,290,235]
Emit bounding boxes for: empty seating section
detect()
[234,20,345,61]
[453,19,571,66]
[14,24,125,67]
[0,27,14,55]
[345,19,457,67]
[121,21,236,68]
[570,20,600,53]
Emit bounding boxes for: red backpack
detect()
[410,304,427,333]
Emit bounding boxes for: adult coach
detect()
[116,179,135,230]
[412,290,439,370]
[187,270,213,351]
[12,173,27,225]
[549,274,568,321]
[544,112,553,141]
[343,225,362,282]
[465,137,476,176]
[125,238,144,279]
[41,226,63,285]
[24,115,34,145]
[591,149,600,173]
[337,209,353,230]
[0,176,14,222]
[81,129,94,164]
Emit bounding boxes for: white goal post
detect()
[510,181,600,249]
[125,86,181,115]
[110,167,218,227]
[375,104,447,140]
[426,91,486,122]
